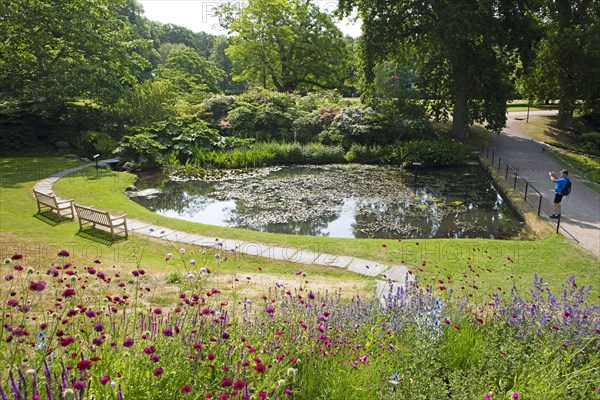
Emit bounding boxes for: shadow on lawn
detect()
[76,227,127,246]
[33,211,74,226]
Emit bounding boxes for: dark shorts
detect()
[554,193,564,203]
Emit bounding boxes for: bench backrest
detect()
[34,190,57,208]
[75,205,111,225]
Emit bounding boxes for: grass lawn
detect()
[506,101,558,112]
[519,116,600,191]
[1,156,599,302]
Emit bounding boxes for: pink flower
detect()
[100,376,110,385]
[181,385,192,393]
[153,367,163,377]
[512,394,520,398]
[284,389,292,395]
[57,250,70,257]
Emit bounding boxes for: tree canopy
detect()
[0,0,150,112]
[218,0,351,92]
[339,0,540,137]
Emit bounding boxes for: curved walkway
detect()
[33,160,411,300]
[493,111,600,257]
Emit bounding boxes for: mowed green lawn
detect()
[1,156,599,301]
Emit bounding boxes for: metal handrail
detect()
[481,143,544,216]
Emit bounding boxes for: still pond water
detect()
[131,164,523,239]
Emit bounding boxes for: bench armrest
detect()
[56,198,75,204]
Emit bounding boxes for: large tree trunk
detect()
[451,65,469,138]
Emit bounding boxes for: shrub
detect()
[579,131,600,155]
[345,144,398,164]
[199,94,236,125]
[75,131,117,158]
[327,105,372,149]
[292,111,323,143]
[395,140,471,167]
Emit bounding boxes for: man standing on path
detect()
[548,169,570,218]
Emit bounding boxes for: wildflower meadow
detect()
[1,247,599,400]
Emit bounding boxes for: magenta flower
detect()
[73,381,84,390]
[29,281,47,292]
[162,327,173,337]
[123,338,134,347]
[11,254,23,260]
[94,322,104,332]
[233,380,245,390]
[92,337,104,346]
[62,288,76,298]
[151,354,160,363]
[265,306,275,314]
[100,376,110,385]
[77,360,92,371]
[295,270,303,275]
[153,367,163,377]
[284,389,292,395]
[512,394,520,399]
[258,392,267,400]
[221,378,232,387]
[57,250,70,257]
[254,364,266,373]
[181,386,192,393]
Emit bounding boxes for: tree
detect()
[0,0,149,112]
[525,1,600,128]
[218,0,351,92]
[338,0,540,137]
[154,47,224,97]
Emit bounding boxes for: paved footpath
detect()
[33,160,410,300]
[493,111,600,258]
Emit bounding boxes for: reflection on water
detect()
[131,164,523,239]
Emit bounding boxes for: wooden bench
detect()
[33,189,75,221]
[74,204,128,239]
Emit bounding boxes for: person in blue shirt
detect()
[548,169,569,218]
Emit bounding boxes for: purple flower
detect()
[100,376,110,385]
[265,306,275,314]
[57,250,70,257]
[29,281,47,292]
[92,337,104,346]
[512,394,520,399]
[150,354,160,362]
[11,253,23,260]
[72,380,84,390]
[162,327,173,337]
[123,338,134,347]
[153,367,163,377]
[295,270,303,275]
[94,322,104,332]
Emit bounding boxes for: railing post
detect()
[538,195,542,216]
[505,165,509,180]
[556,214,561,233]
[524,182,529,201]
[498,157,501,172]
[514,172,518,190]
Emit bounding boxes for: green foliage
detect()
[339,0,541,137]
[226,90,300,141]
[76,131,117,158]
[166,271,182,284]
[115,79,177,125]
[154,47,225,101]
[114,117,252,169]
[218,0,351,92]
[199,94,236,125]
[0,0,150,111]
[344,144,396,164]
[580,131,600,155]
[395,140,471,167]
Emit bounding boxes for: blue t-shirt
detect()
[554,177,568,194]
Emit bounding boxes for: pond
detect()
[130,164,523,239]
